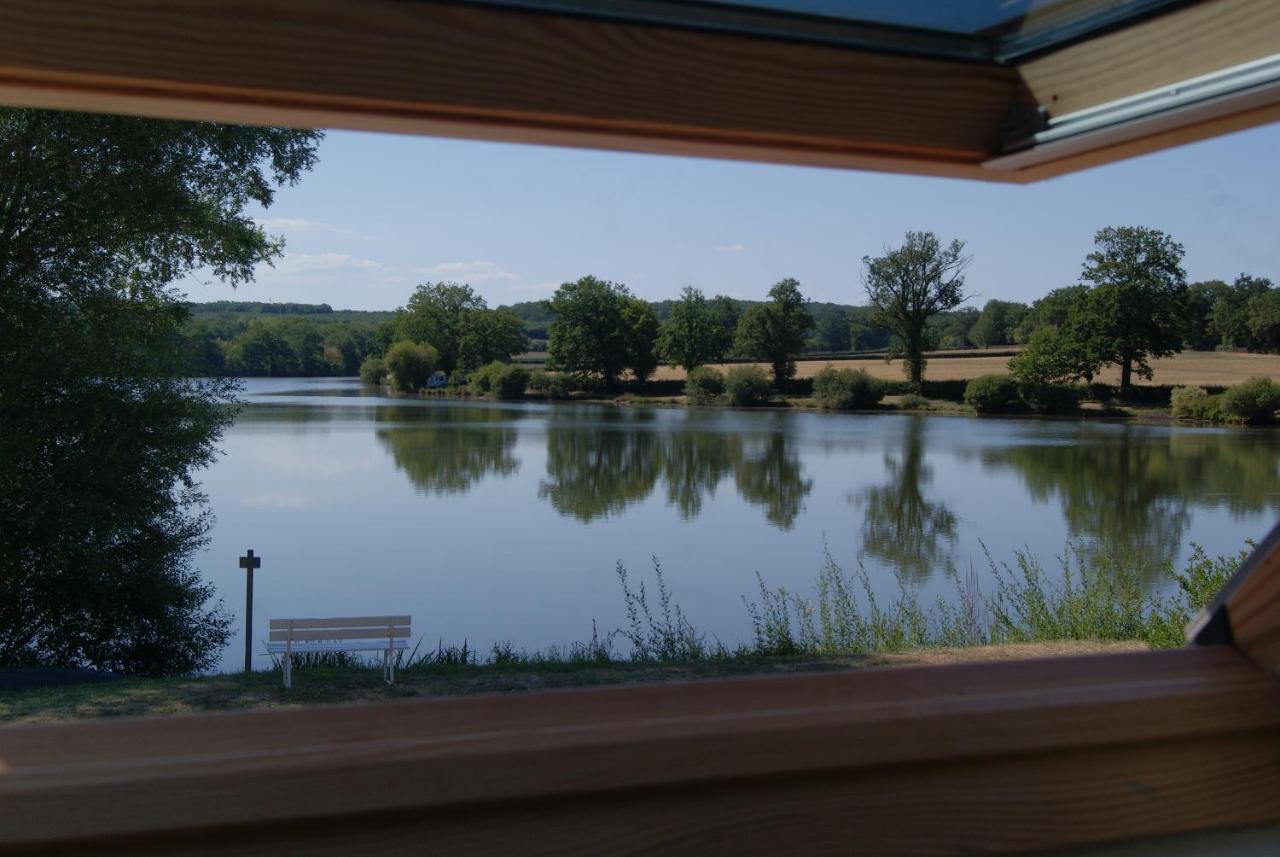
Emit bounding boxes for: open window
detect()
[2,0,1279,180]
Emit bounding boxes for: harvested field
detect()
[651,350,1280,387]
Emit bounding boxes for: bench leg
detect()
[383,648,393,685]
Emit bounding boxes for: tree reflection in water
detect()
[370,400,1280,564]
[375,404,521,495]
[538,410,811,529]
[732,433,812,530]
[539,422,664,521]
[660,429,738,519]
[852,415,957,584]
[976,425,1280,583]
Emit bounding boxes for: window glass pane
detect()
[694,0,1075,34]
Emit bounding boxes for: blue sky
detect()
[180,121,1280,311]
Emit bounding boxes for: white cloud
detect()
[255,216,356,236]
[715,243,746,253]
[272,253,384,275]
[516,279,568,295]
[416,260,520,282]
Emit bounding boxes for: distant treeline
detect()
[183,268,1279,378]
[181,297,969,377]
[508,299,986,355]
[181,309,394,377]
[189,300,338,315]
[188,300,396,324]
[508,276,1280,357]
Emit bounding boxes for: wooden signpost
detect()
[238,549,262,673]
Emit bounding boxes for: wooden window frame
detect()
[1,2,1279,853]
[0,0,1278,182]
[3,643,1280,855]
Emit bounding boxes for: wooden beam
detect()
[2,647,1279,855]
[269,617,410,631]
[0,0,1018,181]
[267,628,410,642]
[1,1,1278,181]
[1191,519,1280,676]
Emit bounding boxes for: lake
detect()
[199,378,1280,672]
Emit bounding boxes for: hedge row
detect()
[963,375,1081,415]
[1171,377,1280,425]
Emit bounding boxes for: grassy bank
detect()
[0,642,1143,726]
[744,542,1240,656]
[419,350,1280,423]
[1,542,1243,725]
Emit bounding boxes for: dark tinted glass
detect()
[695,0,1078,34]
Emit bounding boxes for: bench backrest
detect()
[268,616,411,644]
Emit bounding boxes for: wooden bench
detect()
[265,616,410,689]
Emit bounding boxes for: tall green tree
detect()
[279,317,328,376]
[734,278,814,388]
[547,276,635,390]
[1184,280,1230,350]
[0,108,320,674]
[863,232,970,389]
[457,306,527,372]
[183,320,228,376]
[656,286,720,371]
[968,299,1028,347]
[812,305,854,352]
[1012,285,1089,343]
[397,282,526,374]
[328,326,371,375]
[937,308,979,348]
[708,295,742,360]
[395,282,485,374]
[1009,323,1102,385]
[373,318,397,357]
[225,320,296,376]
[1211,274,1273,350]
[1248,289,1280,352]
[384,340,439,391]
[623,296,661,384]
[1009,286,1106,384]
[1079,226,1188,393]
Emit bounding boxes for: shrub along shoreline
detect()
[0,541,1244,723]
[373,362,1280,426]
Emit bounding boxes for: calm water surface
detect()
[200,378,1280,672]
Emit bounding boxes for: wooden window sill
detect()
[3,646,1279,855]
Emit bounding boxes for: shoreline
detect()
[1,641,1146,726]
[227,374,1278,428]
[409,385,1198,426]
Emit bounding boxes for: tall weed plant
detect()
[743,541,1242,655]
[273,541,1244,678]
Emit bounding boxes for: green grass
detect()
[744,541,1244,657]
[1,542,1243,725]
